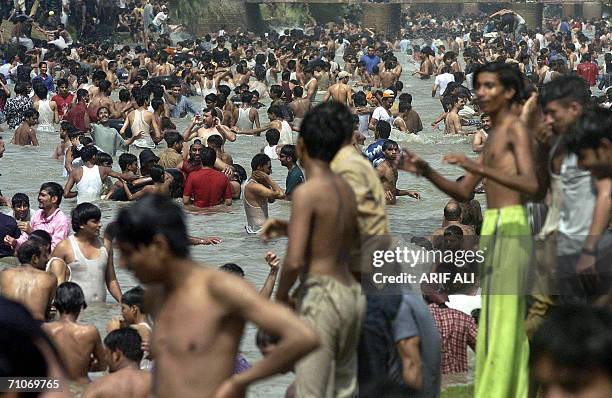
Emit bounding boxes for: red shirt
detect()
[577,62,598,86]
[51,93,74,117]
[183,168,231,208]
[64,102,88,132]
[428,303,477,374]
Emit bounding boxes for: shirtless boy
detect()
[444,96,467,135]
[261,102,366,397]
[398,62,539,398]
[82,328,151,398]
[114,194,318,398]
[122,164,173,200]
[322,71,353,107]
[472,113,491,153]
[182,108,236,143]
[43,282,107,383]
[11,108,39,146]
[376,140,420,205]
[0,239,56,320]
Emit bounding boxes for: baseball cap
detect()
[382,89,395,98]
[338,71,351,79]
[139,149,160,166]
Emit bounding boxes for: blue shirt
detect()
[361,54,381,74]
[32,74,54,93]
[364,139,387,167]
[170,95,197,118]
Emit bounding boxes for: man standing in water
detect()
[322,71,353,107]
[114,194,319,398]
[261,102,366,397]
[398,62,539,398]
[244,153,284,234]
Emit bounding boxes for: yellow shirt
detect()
[330,145,390,237]
[158,148,183,169]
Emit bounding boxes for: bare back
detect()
[0,267,56,320]
[290,173,359,285]
[82,367,151,398]
[327,83,351,106]
[42,321,102,383]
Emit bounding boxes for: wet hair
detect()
[300,102,353,161]
[40,182,63,206]
[29,230,52,249]
[17,239,44,264]
[80,145,98,162]
[119,153,138,172]
[353,91,367,107]
[54,282,87,315]
[399,101,411,113]
[240,91,253,104]
[164,131,183,148]
[255,328,280,348]
[200,147,217,168]
[265,129,280,145]
[531,305,612,379]
[204,93,217,104]
[473,62,525,104]
[280,145,297,162]
[150,165,165,183]
[382,139,398,151]
[11,193,29,208]
[151,98,165,112]
[119,88,131,102]
[14,82,28,96]
[376,120,391,139]
[24,108,39,119]
[98,80,112,94]
[33,84,48,100]
[116,195,190,257]
[220,263,245,277]
[71,202,101,232]
[287,86,301,99]
[206,134,223,149]
[76,88,89,101]
[135,92,149,107]
[121,286,145,313]
[567,107,612,153]
[267,105,284,118]
[233,164,247,184]
[104,328,144,363]
[444,200,462,221]
[95,152,112,167]
[251,153,271,171]
[539,75,591,108]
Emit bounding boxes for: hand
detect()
[384,190,394,203]
[577,253,599,293]
[199,237,222,245]
[395,149,430,176]
[407,191,421,199]
[251,170,270,185]
[444,153,483,174]
[223,166,234,178]
[133,131,144,140]
[3,235,16,248]
[212,376,246,398]
[265,251,280,269]
[260,218,289,242]
[520,92,538,123]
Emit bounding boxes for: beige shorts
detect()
[294,274,365,398]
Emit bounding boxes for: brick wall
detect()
[362,3,400,37]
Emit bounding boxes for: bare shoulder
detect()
[42,271,58,287]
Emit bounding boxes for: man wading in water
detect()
[398,62,539,398]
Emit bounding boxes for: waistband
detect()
[483,204,526,217]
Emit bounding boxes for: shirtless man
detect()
[244,154,285,233]
[49,202,122,303]
[322,71,353,107]
[376,140,420,205]
[260,102,366,397]
[303,66,318,102]
[183,108,236,143]
[122,164,173,200]
[114,194,319,398]
[397,62,539,398]
[379,59,401,89]
[11,108,39,146]
[444,96,467,135]
[155,52,175,77]
[472,113,491,153]
[412,49,434,80]
[82,328,151,398]
[288,86,311,130]
[430,200,476,248]
[206,135,233,165]
[0,239,56,320]
[43,282,107,383]
[88,80,121,122]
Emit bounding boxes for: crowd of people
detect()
[0,2,611,398]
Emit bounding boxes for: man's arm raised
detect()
[209,271,319,398]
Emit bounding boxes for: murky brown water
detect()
[1,50,480,395]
